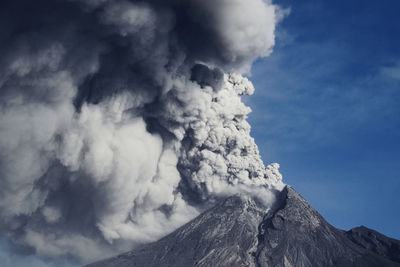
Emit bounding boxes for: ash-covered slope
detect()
[87,187,400,267]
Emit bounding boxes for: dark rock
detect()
[346,226,400,264]
[86,186,400,267]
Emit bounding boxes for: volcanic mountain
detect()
[86,186,400,267]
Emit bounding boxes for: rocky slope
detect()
[86,186,400,267]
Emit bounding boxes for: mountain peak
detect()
[87,186,400,267]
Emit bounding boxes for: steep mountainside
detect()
[87,186,400,267]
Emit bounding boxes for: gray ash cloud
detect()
[0,0,285,263]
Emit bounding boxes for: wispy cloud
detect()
[249,37,400,156]
[245,0,400,239]
[380,62,400,81]
[0,236,78,267]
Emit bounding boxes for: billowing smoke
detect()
[0,0,285,263]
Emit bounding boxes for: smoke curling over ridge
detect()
[0,0,285,263]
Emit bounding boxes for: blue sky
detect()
[1,1,399,266]
[248,0,400,239]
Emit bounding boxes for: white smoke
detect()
[190,0,277,72]
[164,73,284,198]
[0,0,285,263]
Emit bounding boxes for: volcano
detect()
[86,186,400,267]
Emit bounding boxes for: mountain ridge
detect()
[86,186,400,267]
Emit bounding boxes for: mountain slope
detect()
[86,186,400,267]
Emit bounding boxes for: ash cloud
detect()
[0,0,285,263]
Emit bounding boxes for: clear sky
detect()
[248,0,400,239]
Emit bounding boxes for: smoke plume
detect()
[0,0,285,263]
